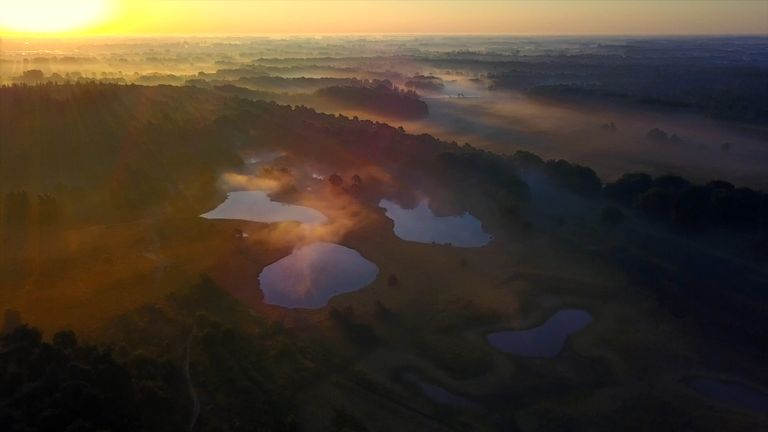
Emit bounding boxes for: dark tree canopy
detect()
[604,173,768,232]
[544,159,603,197]
[329,173,344,188]
[601,205,625,225]
[604,173,653,205]
[0,325,186,432]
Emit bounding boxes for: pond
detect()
[379,199,492,247]
[688,377,768,412]
[201,191,327,224]
[486,309,592,358]
[258,242,379,309]
[403,373,474,408]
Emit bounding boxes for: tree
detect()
[374,301,394,321]
[496,190,521,218]
[545,159,602,197]
[2,309,22,334]
[604,173,652,205]
[652,175,690,193]
[646,128,669,142]
[600,121,616,133]
[0,325,188,432]
[38,194,61,226]
[328,174,343,188]
[52,330,77,351]
[21,69,45,83]
[329,407,368,432]
[672,186,710,228]
[601,205,625,225]
[636,187,672,220]
[510,150,544,170]
[328,307,379,348]
[705,180,734,191]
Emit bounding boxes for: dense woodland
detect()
[487,54,768,123]
[315,83,428,119]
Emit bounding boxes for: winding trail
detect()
[185,325,200,431]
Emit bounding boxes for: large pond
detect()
[379,199,492,247]
[486,309,593,358]
[688,377,768,412]
[258,242,379,309]
[201,191,327,224]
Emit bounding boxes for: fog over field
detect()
[4,35,765,187]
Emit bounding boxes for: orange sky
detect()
[1,0,767,36]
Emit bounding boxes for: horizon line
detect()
[3,32,768,40]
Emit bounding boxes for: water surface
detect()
[403,373,474,408]
[486,309,592,357]
[259,242,379,309]
[201,191,326,224]
[379,199,491,247]
[688,377,768,412]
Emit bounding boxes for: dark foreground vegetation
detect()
[0,277,305,432]
[0,324,189,432]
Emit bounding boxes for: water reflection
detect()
[259,242,379,309]
[688,377,768,412]
[379,199,492,247]
[201,191,327,224]
[486,309,592,358]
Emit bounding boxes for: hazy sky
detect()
[1,0,767,36]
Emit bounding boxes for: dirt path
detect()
[185,325,200,431]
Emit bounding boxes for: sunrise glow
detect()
[2,0,768,430]
[0,0,117,34]
[0,0,765,37]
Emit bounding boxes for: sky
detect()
[0,0,767,36]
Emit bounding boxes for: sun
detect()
[0,0,116,34]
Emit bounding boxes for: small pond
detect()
[258,242,379,309]
[688,377,768,412]
[379,199,492,247]
[403,373,474,408]
[201,191,327,224]
[486,309,592,358]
